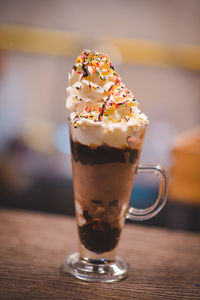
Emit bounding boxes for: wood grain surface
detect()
[0,209,200,300]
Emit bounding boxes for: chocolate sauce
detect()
[78,221,120,253]
[83,210,92,221]
[70,139,138,165]
[82,65,88,77]
[91,200,103,204]
[110,64,115,70]
[109,200,119,207]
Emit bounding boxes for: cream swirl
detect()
[66,50,148,147]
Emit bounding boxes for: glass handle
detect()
[126,165,168,221]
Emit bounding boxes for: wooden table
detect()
[0,209,200,299]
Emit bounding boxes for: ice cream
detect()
[66,50,148,256]
[66,49,148,148]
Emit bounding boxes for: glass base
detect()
[62,252,129,283]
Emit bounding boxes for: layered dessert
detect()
[66,50,148,255]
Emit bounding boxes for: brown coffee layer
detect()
[70,139,138,165]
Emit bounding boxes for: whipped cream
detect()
[66,50,148,148]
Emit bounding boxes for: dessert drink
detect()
[66,50,148,257]
[64,50,167,282]
[70,129,146,255]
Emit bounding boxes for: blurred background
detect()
[0,0,199,231]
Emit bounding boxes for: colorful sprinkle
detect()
[69,50,145,127]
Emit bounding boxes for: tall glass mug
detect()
[62,124,167,282]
